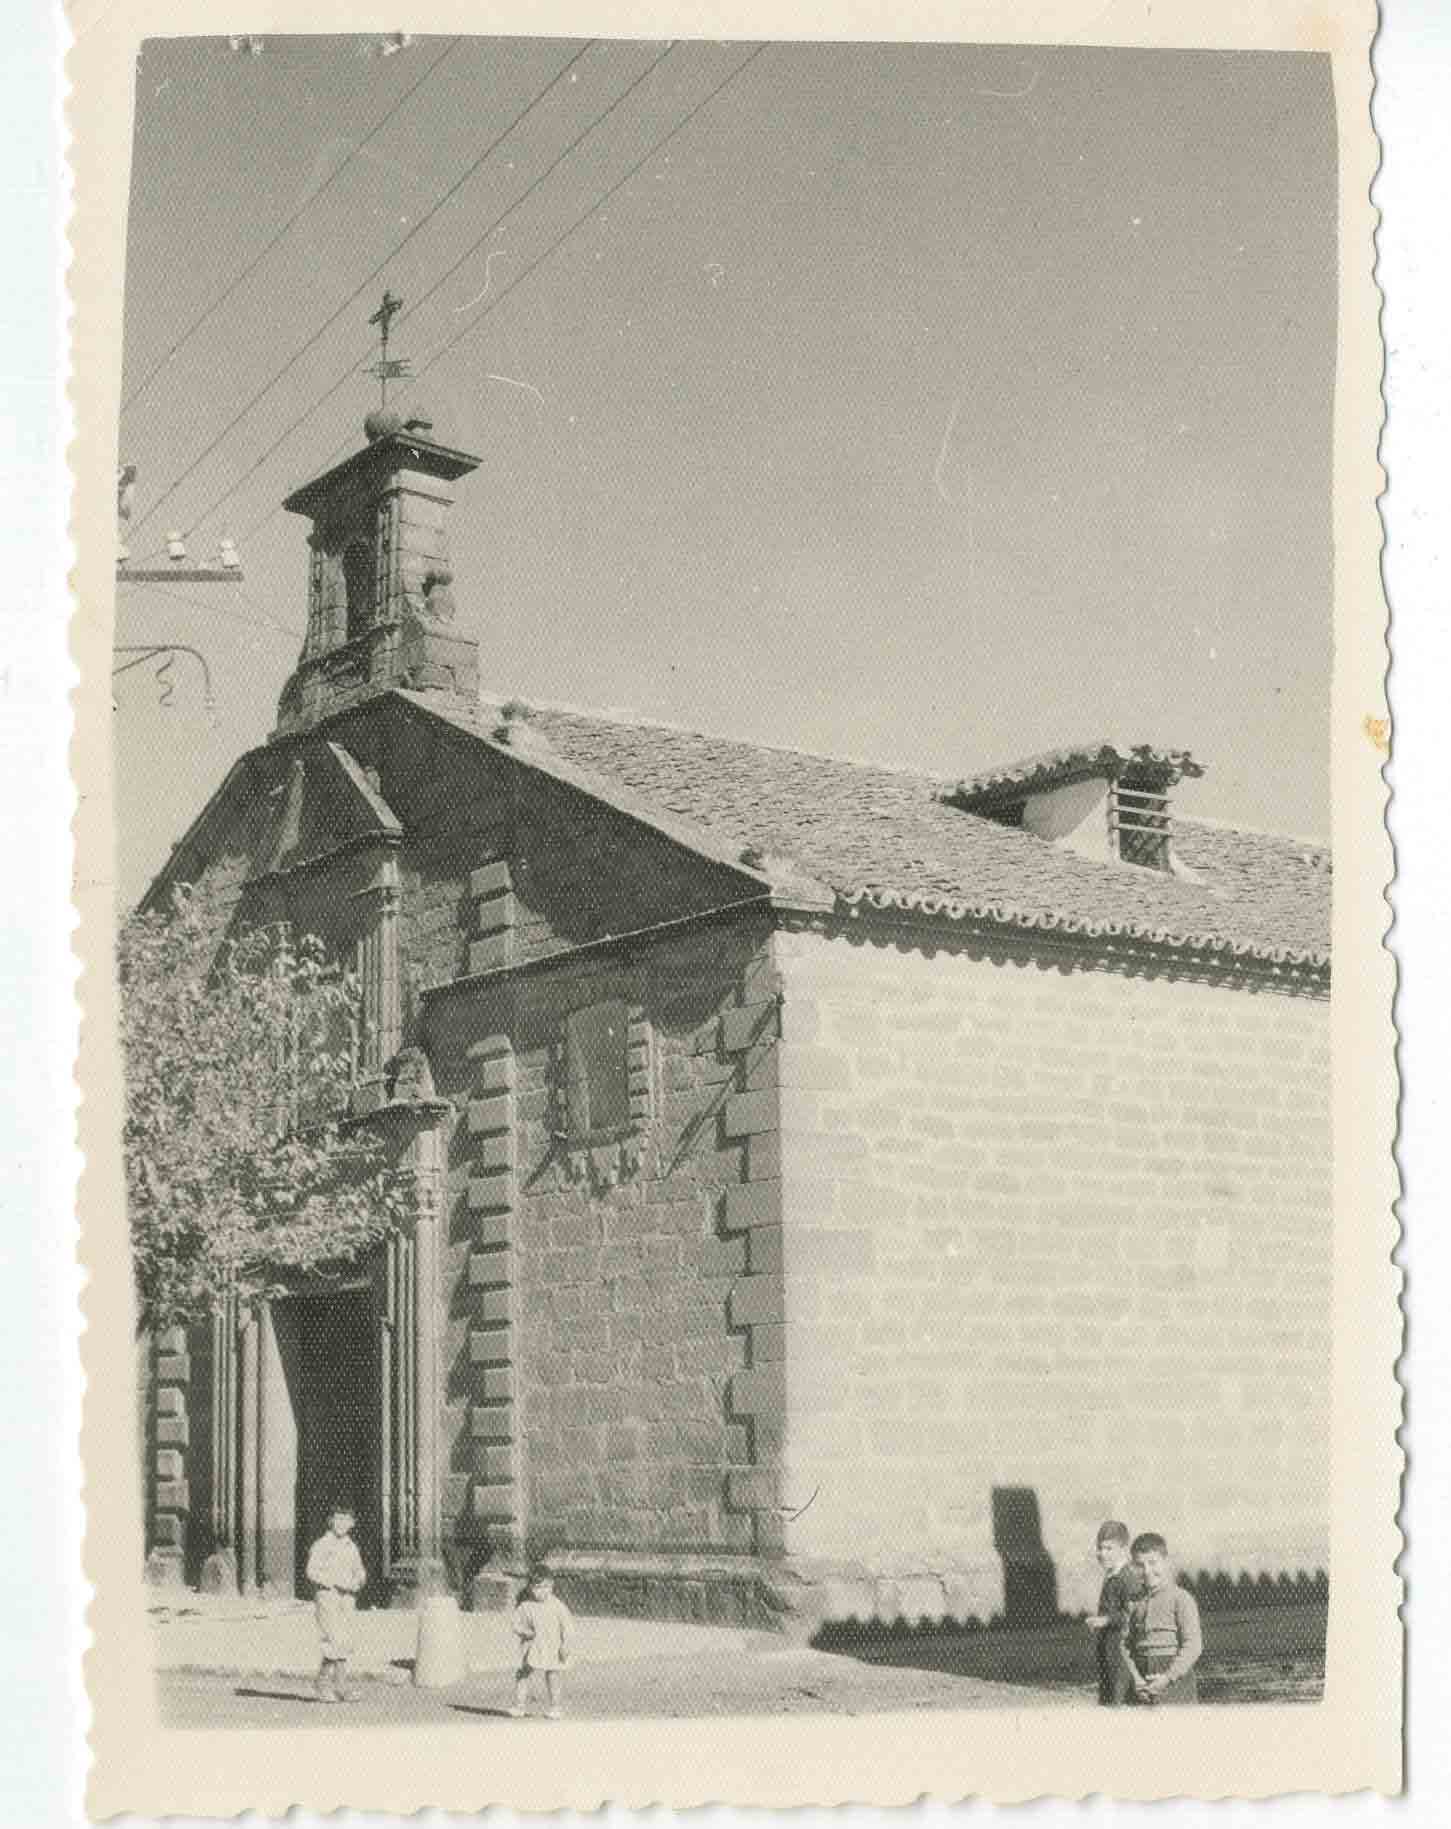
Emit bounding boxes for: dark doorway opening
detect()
[270,1288,383,1603]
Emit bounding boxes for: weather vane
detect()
[367,290,412,408]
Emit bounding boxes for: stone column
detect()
[351,850,402,1110]
[200,1299,239,1594]
[238,1307,260,1595]
[386,1100,452,1605]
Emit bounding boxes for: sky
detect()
[114,35,1336,907]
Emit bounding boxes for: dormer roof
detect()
[944,740,1205,811]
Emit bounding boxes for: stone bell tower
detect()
[272,296,482,739]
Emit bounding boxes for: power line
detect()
[118,576,303,639]
[409,46,766,392]
[126,38,596,549]
[168,42,765,564]
[133,40,679,563]
[120,36,463,418]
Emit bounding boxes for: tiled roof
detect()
[406,694,1330,969]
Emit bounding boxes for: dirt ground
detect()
[157,1604,1324,1729]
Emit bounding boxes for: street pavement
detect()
[151,1594,1082,1727]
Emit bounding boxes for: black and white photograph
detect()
[68,3,1400,1812]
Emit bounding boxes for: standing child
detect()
[1121,1531,1203,1706]
[511,1567,574,1719]
[1084,1520,1144,1706]
[306,1503,366,1704]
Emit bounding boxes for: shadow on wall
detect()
[992,1485,1059,1628]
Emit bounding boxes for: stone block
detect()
[750,1323,787,1364]
[721,1002,779,1053]
[469,1248,514,1288]
[156,1354,191,1383]
[480,1366,514,1403]
[747,1226,783,1274]
[730,1278,785,1327]
[471,1404,514,1441]
[156,1416,190,1448]
[474,1133,514,1174]
[150,1512,185,1548]
[723,1090,776,1138]
[473,1052,515,1094]
[467,1096,511,1136]
[748,1130,783,1181]
[144,1548,187,1589]
[472,1483,518,1523]
[476,1212,512,1250]
[468,1175,515,1216]
[469,934,513,975]
[155,1448,185,1482]
[477,1444,516,1484]
[726,1469,778,1511]
[155,1481,190,1513]
[731,1363,786,1417]
[478,1288,514,1327]
[724,1181,781,1231]
[741,954,782,1005]
[470,1328,512,1367]
[469,1571,517,1613]
[467,1033,513,1060]
[477,892,516,935]
[157,1325,188,1356]
[470,862,512,898]
[155,1388,184,1418]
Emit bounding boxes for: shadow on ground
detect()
[813,1603,1327,1705]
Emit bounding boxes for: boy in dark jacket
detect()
[1085,1519,1144,1705]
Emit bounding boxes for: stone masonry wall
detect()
[424,914,787,1621]
[772,924,1332,1628]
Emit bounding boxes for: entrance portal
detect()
[255,1288,383,1602]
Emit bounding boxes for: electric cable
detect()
[120,36,463,417]
[125,39,596,548]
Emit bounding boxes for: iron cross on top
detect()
[367,289,411,406]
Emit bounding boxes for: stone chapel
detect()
[138,396,1332,1631]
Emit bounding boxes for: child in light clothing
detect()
[1121,1531,1203,1706]
[306,1504,366,1703]
[511,1568,573,1719]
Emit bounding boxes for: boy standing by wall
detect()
[1121,1531,1203,1706]
[306,1503,367,1704]
[1085,1520,1144,1705]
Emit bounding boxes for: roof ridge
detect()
[520,696,955,784]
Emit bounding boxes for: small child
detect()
[511,1567,574,1719]
[1121,1531,1203,1706]
[1084,1520,1144,1706]
[306,1503,366,1704]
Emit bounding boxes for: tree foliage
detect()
[119,887,413,1332]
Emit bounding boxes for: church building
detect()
[138,388,1332,1632]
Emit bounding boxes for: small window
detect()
[563,1000,631,1139]
[343,539,375,642]
[1110,779,1171,870]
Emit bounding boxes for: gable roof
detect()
[399,693,1329,970]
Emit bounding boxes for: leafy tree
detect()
[119,886,413,1332]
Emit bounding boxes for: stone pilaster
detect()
[468,860,516,976]
[718,961,788,1556]
[144,1325,193,1588]
[466,1033,523,1582]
